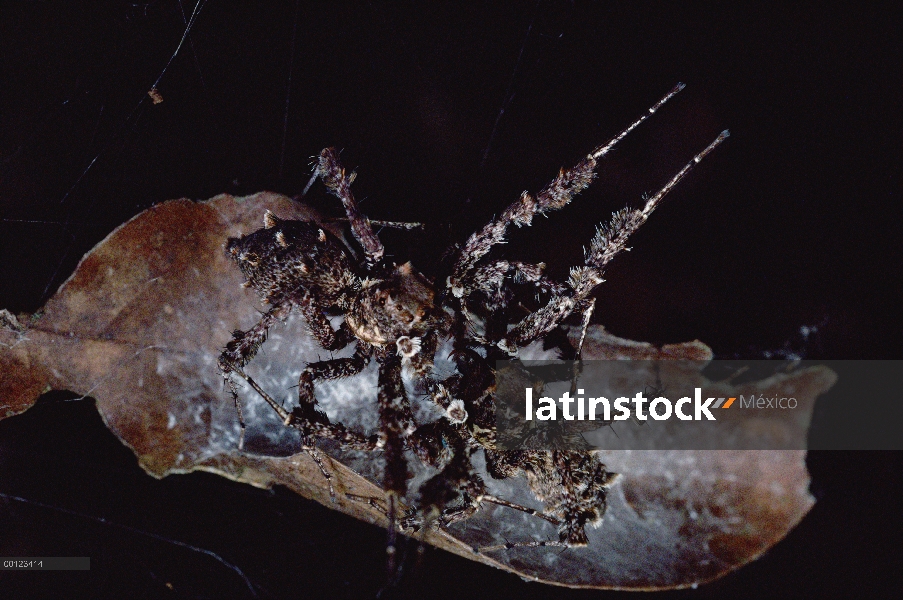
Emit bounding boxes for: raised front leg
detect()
[315,148,385,264]
[448,84,687,295]
[498,130,730,353]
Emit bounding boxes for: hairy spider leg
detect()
[406,328,439,380]
[457,260,567,341]
[477,539,570,553]
[315,217,426,231]
[295,341,373,413]
[218,287,355,446]
[315,147,385,263]
[573,298,595,360]
[223,377,247,450]
[302,442,338,500]
[400,489,565,531]
[375,348,417,574]
[447,83,687,295]
[568,298,596,395]
[219,303,295,448]
[219,304,292,374]
[485,449,619,549]
[478,494,561,526]
[499,130,730,353]
[227,365,378,451]
[295,289,358,350]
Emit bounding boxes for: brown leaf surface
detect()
[0,193,836,589]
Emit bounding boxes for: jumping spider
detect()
[218,83,728,554]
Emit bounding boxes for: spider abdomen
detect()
[226,212,357,308]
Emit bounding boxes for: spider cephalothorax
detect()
[347,262,440,352]
[218,83,728,553]
[224,214,442,357]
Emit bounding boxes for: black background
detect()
[1,2,900,598]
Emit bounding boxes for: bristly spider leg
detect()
[375,348,416,571]
[227,365,379,451]
[296,342,373,415]
[303,443,337,501]
[315,148,385,263]
[587,82,686,160]
[574,298,595,360]
[476,539,569,553]
[448,83,687,294]
[346,490,564,535]
[499,129,730,353]
[479,494,562,526]
[224,366,340,498]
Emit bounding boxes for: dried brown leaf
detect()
[0,193,836,589]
